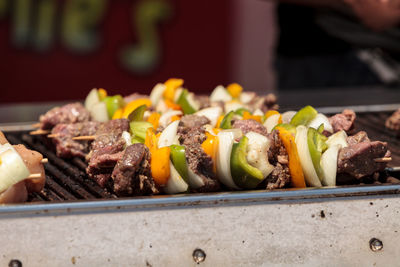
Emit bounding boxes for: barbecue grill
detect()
[1,103,400,266]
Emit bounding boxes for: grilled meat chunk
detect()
[179,115,210,129]
[112,144,158,196]
[346,131,370,146]
[329,109,356,133]
[87,119,129,187]
[248,93,279,112]
[385,108,400,133]
[51,122,100,158]
[233,119,268,137]
[178,126,220,192]
[39,103,90,130]
[265,131,291,189]
[337,141,388,179]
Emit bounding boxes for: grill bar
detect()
[2,109,400,203]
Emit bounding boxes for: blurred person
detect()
[272,0,400,89]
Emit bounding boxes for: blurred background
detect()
[0,0,399,105]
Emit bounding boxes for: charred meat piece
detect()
[329,109,356,133]
[265,131,291,189]
[51,121,100,158]
[178,126,220,192]
[112,144,158,196]
[337,141,388,179]
[196,95,211,109]
[179,115,210,129]
[346,131,370,146]
[248,93,279,112]
[232,119,268,137]
[39,103,90,130]
[385,108,400,133]
[87,119,129,187]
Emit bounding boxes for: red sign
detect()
[0,0,230,103]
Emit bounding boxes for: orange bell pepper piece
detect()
[227,83,243,98]
[147,112,161,129]
[98,88,107,100]
[145,128,171,186]
[164,99,182,111]
[201,132,218,174]
[276,126,306,188]
[171,115,181,122]
[242,111,262,123]
[216,115,225,128]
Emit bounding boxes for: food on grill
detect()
[32,79,393,198]
[0,131,45,203]
[385,108,400,134]
[39,103,91,130]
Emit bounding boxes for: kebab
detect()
[0,131,46,203]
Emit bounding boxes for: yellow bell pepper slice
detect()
[227,83,243,98]
[163,78,184,101]
[242,111,262,123]
[112,108,124,120]
[201,132,218,174]
[122,99,152,119]
[98,88,107,100]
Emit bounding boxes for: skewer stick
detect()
[41,158,48,164]
[374,157,392,163]
[31,123,41,128]
[30,129,50,135]
[72,135,97,141]
[28,173,42,179]
[47,134,59,138]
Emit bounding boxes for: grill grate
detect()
[3,111,400,203]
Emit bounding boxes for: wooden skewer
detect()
[72,135,97,141]
[31,123,41,128]
[47,134,59,138]
[41,158,48,164]
[30,129,50,135]
[374,157,392,163]
[28,173,42,179]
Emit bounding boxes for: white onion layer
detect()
[216,131,240,189]
[158,120,180,148]
[164,161,189,194]
[320,144,340,186]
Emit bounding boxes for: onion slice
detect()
[195,107,223,127]
[0,144,30,193]
[320,144,340,186]
[90,102,109,122]
[158,110,182,128]
[187,168,205,189]
[264,114,281,133]
[281,111,296,124]
[149,83,166,107]
[210,85,232,102]
[158,120,180,148]
[216,131,240,189]
[326,130,348,148]
[295,126,322,187]
[308,113,333,133]
[164,161,189,194]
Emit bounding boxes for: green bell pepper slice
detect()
[230,136,264,189]
[234,108,250,116]
[219,111,235,129]
[102,95,124,119]
[290,105,318,126]
[170,144,189,184]
[307,127,328,180]
[127,104,147,122]
[177,89,197,115]
[130,121,153,143]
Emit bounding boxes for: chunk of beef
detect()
[265,131,291,189]
[51,121,100,158]
[180,115,210,128]
[346,131,370,146]
[249,94,279,112]
[337,141,388,179]
[196,95,211,109]
[86,119,129,187]
[39,103,90,130]
[112,144,158,196]
[329,109,356,133]
[232,119,268,137]
[178,126,207,145]
[185,142,220,192]
[385,108,400,133]
[178,126,219,192]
